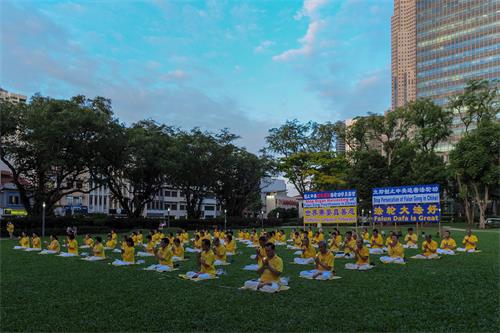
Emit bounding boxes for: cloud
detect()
[273,0,327,62]
[160,69,189,81]
[254,40,274,53]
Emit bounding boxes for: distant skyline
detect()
[0,0,392,153]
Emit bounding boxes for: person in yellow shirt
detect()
[369,229,384,254]
[25,232,42,251]
[58,234,79,257]
[213,238,227,265]
[294,237,316,265]
[244,236,268,271]
[380,234,405,264]
[345,239,374,270]
[172,238,185,261]
[137,235,155,257]
[307,227,313,239]
[15,232,30,249]
[137,231,144,245]
[411,234,439,259]
[362,227,370,244]
[104,233,117,250]
[437,230,457,255]
[457,229,479,253]
[383,231,394,250]
[112,238,136,265]
[111,230,118,242]
[6,222,14,239]
[185,239,216,279]
[299,241,335,280]
[312,231,324,245]
[243,242,285,293]
[237,230,245,240]
[40,234,60,254]
[278,230,287,243]
[225,234,237,256]
[80,234,94,249]
[83,236,106,261]
[328,230,341,253]
[145,238,174,272]
[286,231,302,250]
[403,228,418,249]
[181,230,189,243]
[186,234,202,253]
[336,231,356,259]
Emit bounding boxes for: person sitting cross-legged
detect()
[456,229,479,253]
[225,234,237,255]
[294,237,316,265]
[112,238,136,265]
[345,239,374,270]
[299,241,335,280]
[243,242,284,293]
[369,229,384,254]
[172,238,185,261]
[380,234,405,264]
[336,231,356,259]
[437,230,457,255]
[403,228,418,249]
[58,234,79,257]
[145,238,174,272]
[83,236,106,261]
[213,237,228,265]
[185,239,216,280]
[411,234,439,259]
[39,235,60,254]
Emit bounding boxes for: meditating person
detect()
[81,234,94,249]
[145,238,174,272]
[40,235,60,254]
[6,222,14,239]
[137,235,155,257]
[59,234,79,257]
[380,234,405,264]
[294,237,316,265]
[299,241,335,280]
[104,233,116,249]
[383,231,394,251]
[244,236,268,271]
[369,229,384,254]
[213,238,227,265]
[345,239,373,270]
[457,229,479,252]
[362,227,370,244]
[328,230,341,253]
[137,231,144,245]
[237,230,245,240]
[185,239,216,280]
[243,242,284,293]
[181,230,189,243]
[287,231,302,250]
[186,234,202,253]
[84,236,106,261]
[15,232,29,249]
[411,234,439,259]
[336,231,356,259]
[112,238,136,266]
[25,233,42,251]
[225,234,237,255]
[403,228,418,249]
[172,238,185,261]
[437,230,457,255]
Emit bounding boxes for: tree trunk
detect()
[472,183,488,229]
[456,177,473,225]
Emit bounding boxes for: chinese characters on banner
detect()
[372,184,440,223]
[304,190,357,224]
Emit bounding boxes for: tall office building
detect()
[391,0,500,109]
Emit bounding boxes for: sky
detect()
[0,0,393,153]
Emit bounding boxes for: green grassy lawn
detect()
[1,225,499,332]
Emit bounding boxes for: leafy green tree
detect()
[0,95,115,216]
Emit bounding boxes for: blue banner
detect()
[372,185,440,223]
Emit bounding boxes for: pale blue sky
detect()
[1,0,393,152]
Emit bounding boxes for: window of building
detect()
[204,206,215,211]
[8,195,19,205]
[171,191,178,197]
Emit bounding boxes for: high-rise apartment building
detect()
[0,88,27,104]
[391,0,500,109]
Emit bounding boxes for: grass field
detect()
[1,225,499,332]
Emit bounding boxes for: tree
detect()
[0,95,115,216]
[450,120,500,228]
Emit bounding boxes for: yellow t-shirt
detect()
[257,247,267,266]
[404,233,418,246]
[371,235,384,248]
[294,237,302,247]
[343,238,356,254]
[329,237,339,251]
[173,245,184,258]
[137,234,143,244]
[85,238,94,247]
[302,245,316,259]
[93,243,105,257]
[440,238,457,249]
[146,241,155,254]
[316,251,334,271]
[362,232,370,241]
[158,246,173,267]
[20,236,29,248]
[132,235,138,245]
[181,232,189,242]
[32,237,41,249]
[260,255,283,283]
[308,231,313,239]
[194,239,202,249]
[226,240,236,253]
[68,239,78,255]
[385,236,392,246]
[215,244,227,262]
[355,247,370,265]
[200,250,216,275]
[238,231,244,239]
[388,242,404,258]
[48,240,60,252]
[106,239,117,249]
[122,245,135,263]
[336,235,343,244]
[463,235,478,250]
[7,224,14,233]
[244,232,250,240]
[111,232,117,241]
[422,240,438,256]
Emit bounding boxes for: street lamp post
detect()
[42,202,46,238]
[167,207,171,229]
[224,209,227,231]
[260,210,264,230]
[277,212,280,220]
